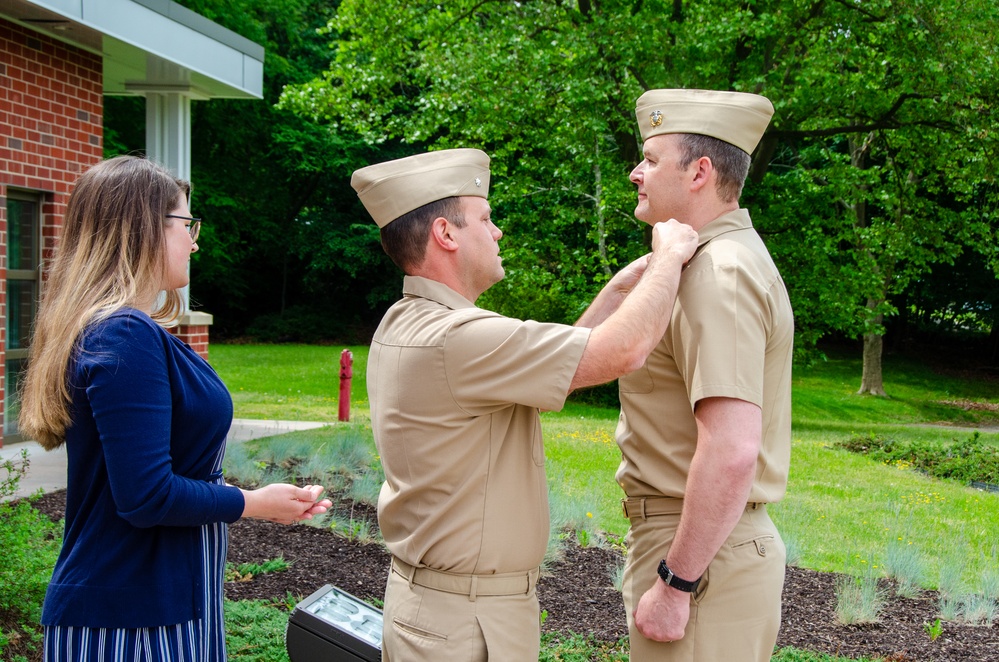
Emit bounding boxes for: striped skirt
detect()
[43,518,229,662]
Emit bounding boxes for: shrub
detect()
[245,305,365,344]
[0,496,62,661]
[837,432,999,485]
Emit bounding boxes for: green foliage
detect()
[279,0,999,394]
[0,497,61,661]
[113,0,396,339]
[223,599,292,662]
[837,431,999,485]
[770,649,881,662]
[226,556,292,583]
[923,618,943,641]
[1,448,28,498]
[538,632,629,661]
[246,305,369,345]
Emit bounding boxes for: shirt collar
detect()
[402,275,476,310]
[696,208,754,248]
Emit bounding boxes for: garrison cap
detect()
[635,89,774,155]
[350,148,490,228]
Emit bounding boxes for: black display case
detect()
[286,584,383,662]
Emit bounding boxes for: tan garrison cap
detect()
[635,89,774,155]
[350,148,490,227]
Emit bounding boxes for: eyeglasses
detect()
[166,214,202,242]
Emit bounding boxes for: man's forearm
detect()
[569,254,684,390]
[665,398,761,582]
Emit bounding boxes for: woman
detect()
[19,155,331,661]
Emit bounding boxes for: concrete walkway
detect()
[1,419,328,501]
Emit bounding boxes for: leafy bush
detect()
[836,431,999,485]
[0,494,62,661]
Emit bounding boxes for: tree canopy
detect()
[280,0,999,386]
[103,0,999,387]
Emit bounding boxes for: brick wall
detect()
[0,20,103,445]
[170,326,211,360]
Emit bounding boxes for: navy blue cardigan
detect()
[41,309,246,628]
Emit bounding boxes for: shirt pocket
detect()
[619,364,654,394]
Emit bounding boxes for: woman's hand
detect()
[240,484,333,525]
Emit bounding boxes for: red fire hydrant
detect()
[338,349,353,422]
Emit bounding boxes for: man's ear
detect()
[689,156,714,193]
[429,216,460,252]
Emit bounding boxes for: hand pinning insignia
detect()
[650,110,663,128]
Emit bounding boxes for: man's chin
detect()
[633,207,654,225]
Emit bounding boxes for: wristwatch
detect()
[657,559,701,592]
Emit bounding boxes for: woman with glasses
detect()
[19,155,331,662]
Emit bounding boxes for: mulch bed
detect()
[24,490,999,661]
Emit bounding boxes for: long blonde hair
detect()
[19,156,190,449]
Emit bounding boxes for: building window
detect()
[5,192,40,442]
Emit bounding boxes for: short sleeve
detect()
[442,316,590,414]
[672,260,770,408]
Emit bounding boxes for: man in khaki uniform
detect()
[350,148,698,661]
[617,90,794,661]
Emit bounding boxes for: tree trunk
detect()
[593,136,612,277]
[858,299,887,396]
[849,134,888,397]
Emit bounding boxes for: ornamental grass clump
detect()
[221,443,266,486]
[883,540,925,598]
[959,593,997,626]
[834,569,887,625]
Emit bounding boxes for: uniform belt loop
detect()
[640,498,648,520]
[405,559,417,588]
[469,575,478,602]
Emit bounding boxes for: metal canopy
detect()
[0,0,264,100]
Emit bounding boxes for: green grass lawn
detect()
[210,344,370,421]
[210,342,999,661]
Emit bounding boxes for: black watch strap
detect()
[657,559,701,592]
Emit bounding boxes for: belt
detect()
[391,557,540,601]
[622,496,764,520]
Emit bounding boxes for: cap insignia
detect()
[475,177,482,187]
[650,110,663,128]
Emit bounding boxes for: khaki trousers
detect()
[622,501,785,662]
[382,560,541,662]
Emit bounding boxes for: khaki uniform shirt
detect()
[369,276,590,575]
[616,209,794,503]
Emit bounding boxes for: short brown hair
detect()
[676,134,751,202]
[380,196,465,272]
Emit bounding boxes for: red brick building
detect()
[0,0,264,445]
